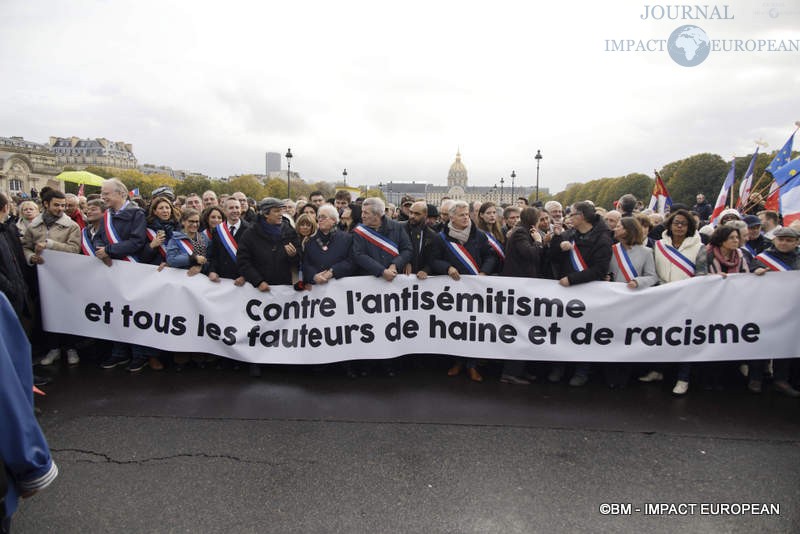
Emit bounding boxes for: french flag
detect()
[775,158,800,225]
[736,148,759,209]
[710,159,736,225]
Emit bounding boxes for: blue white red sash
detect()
[656,240,695,277]
[81,227,95,256]
[482,230,505,261]
[217,223,238,262]
[755,251,791,272]
[177,239,194,256]
[203,228,213,241]
[743,242,756,258]
[612,243,638,282]
[354,224,399,257]
[145,228,167,259]
[440,232,480,275]
[569,241,588,272]
[103,206,138,263]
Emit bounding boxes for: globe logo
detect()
[667,25,711,67]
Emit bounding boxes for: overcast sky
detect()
[2,0,798,193]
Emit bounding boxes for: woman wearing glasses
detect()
[649,209,703,395]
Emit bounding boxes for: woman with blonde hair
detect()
[16,200,39,237]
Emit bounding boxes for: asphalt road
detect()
[12,354,800,533]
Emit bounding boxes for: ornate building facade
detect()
[377,150,542,206]
[49,136,138,169]
[0,137,61,198]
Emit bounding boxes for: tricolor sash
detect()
[145,228,167,259]
[203,228,213,241]
[81,227,95,256]
[482,231,506,261]
[177,239,195,256]
[656,240,695,277]
[755,251,791,272]
[612,243,638,282]
[440,232,480,275]
[743,242,756,258]
[103,207,138,263]
[354,224,399,257]
[217,223,238,262]
[569,241,588,272]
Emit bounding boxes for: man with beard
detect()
[403,201,442,280]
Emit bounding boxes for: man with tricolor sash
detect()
[432,200,496,279]
[94,178,147,267]
[207,197,248,285]
[432,200,496,382]
[750,226,800,397]
[94,178,148,370]
[548,201,612,387]
[352,197,412,281]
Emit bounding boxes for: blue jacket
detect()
[302,229,356,284]
[0,292,58,519]
[166,230,210,270]
[351,218,412,276]
[93,203,147,261]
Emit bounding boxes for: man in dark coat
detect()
[237,197,299,377]
[433,200,497,278]
[208,197,249,285]
[351,197,412,280]
[692,194,713,223]
[403,201,442,279]
[94,178,150,371]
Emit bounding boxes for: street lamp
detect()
[534,150,543,202]
[342,168,348,186]
[510,170,516,203]
[500,176,505,204]
[285,148,293,200]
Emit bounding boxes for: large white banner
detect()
[38,251,799,364]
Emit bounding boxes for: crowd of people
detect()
[0,181,798,398]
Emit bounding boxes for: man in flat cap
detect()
[237,198,300,377]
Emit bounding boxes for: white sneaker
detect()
[672,380,689,395]
[638,370,664,383]
[40,349,61,366]
[66,349,80,366]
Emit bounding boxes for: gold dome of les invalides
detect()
[447,149,468,188]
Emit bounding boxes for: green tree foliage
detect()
[227,175,264,200]
[665,153,729,206]
[175,175,214,197]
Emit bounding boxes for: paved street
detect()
[13,355,800,533]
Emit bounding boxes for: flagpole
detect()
[740,124,799,213]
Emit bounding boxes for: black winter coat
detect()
[207,221,249,280]
[237,221,300,287]
[551,220,613,285]
[502,225,544,278]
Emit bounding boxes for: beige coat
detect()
[22,213,81,264]
[653,231,702,283]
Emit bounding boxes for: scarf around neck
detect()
[447,220,471,245]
